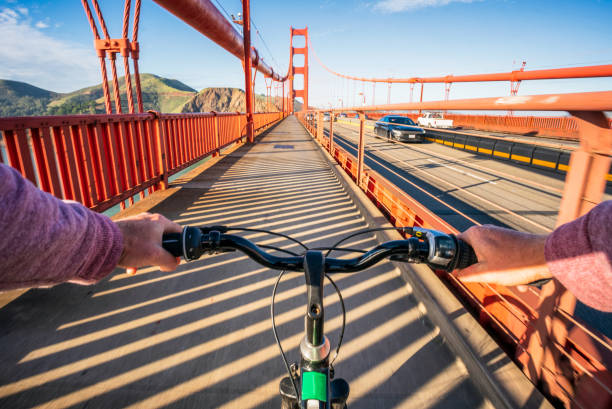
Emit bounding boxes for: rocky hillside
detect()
[179,87,278,113]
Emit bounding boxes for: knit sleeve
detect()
[545,200,612,312]
[0,164,123,290]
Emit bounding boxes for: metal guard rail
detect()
[0,111,284,212]
[361,112,612,141]
[296,108,612,409]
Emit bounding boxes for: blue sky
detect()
[1,0,611,108]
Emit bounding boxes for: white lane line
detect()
[426,159,497,185]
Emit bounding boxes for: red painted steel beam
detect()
[311,41,612,84]
[153,0,286,81]
[335,91,612,113]
[242,0,254,143]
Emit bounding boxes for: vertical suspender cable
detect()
[82,0,113,114]
[132,0,144,112]
[91,0,123,113]
[122,0,136,114]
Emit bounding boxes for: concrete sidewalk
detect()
[0,116,491,408]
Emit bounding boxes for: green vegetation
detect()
[0,80,58,116]
[1,75,300,117]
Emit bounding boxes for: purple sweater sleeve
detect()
[545,200,612,312]
[0,164,123,290]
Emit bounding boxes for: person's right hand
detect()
[455,225,552,287]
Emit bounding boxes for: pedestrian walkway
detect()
[0,116,491,408]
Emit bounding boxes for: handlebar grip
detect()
[454,239,478,270]
[162,233,183,258]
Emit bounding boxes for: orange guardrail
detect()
[364,112,587,140]
[0,111,284,212]
[296,91,612,408]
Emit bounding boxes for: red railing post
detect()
[150,112,168,190]
[357,111,365,188]
[235,114,242,143]
[212,111,220,157]
[329,111,334,154]
[419,82,424,115]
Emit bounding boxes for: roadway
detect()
[323,121,611,234]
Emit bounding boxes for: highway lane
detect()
[323,122,611,233]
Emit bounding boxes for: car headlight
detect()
[391,130,402,136]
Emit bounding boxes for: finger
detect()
[455,269,506,284]
[453,263,482,277]
[156,214,183,234]
[153,246,181,272]
[516,285,529,293]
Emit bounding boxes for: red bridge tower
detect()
[289,27,309,112]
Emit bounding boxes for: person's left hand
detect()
[115,213,183,275]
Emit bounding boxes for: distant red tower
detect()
[289,27,308,112]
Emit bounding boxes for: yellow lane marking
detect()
[493,151,510,158]
[532,158,556,168]
[511,154,531,163]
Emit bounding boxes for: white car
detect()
[417,112,454,129]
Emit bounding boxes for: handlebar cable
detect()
[325,273,346,370]
[271,269,300,400]
[324,227,414,257]
[258,245,301,257]
[226,227,309,251]
[259,245,366,257]
[311,247,367,254]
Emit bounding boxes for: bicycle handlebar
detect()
[162,226,478,272]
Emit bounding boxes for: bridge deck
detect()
[0,116,491,408]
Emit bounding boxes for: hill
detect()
[46,74,196,115]
[179,87,280,113]
[0,80,59,117]
[0,76,301,117]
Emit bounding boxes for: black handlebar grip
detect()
[454,238,478,270]
[162,232,183,258]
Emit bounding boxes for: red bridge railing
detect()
[297,89,612,409]
[363,112,587,140]
[0,111,284,212]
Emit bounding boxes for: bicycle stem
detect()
[304,251,325,347]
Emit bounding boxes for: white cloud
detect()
[0,8,98,92]
[373,0,479,13]
[16,7,27,15]
[35,21,49,29]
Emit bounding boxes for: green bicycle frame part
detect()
[301,370,328,402]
